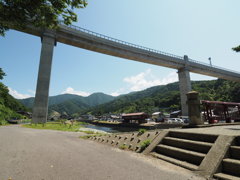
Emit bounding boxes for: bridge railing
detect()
[60,22,240,75]
[188,58,240,74]
[60,22,184,60]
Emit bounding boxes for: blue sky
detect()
[1,0,240,99]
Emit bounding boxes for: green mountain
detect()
[84,92,116,106]
[0,68,28,124]
[81,79,240,115]
[20,92,116,115]
[49,98,90,116]
[20,94,83,108]
[19,79,240,117]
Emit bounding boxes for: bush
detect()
[79,135,94,139]
[0,104,24,122]
[138,128,147,135]
[139,139,151,152]
[0,119,8,125]
[119,144,127,150]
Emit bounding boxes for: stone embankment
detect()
[84,130,161,153]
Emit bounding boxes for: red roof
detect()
[201,100,240,106]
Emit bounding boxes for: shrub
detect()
[0,119,8,125]
[119,144,127,150]
[138,128,147,135]
[139,139,152,152]
[79,135,94,139]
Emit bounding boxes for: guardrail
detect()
[60,22,240,75]
[189,58,240,74]
[60,22,183,60]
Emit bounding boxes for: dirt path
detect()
[0,125,205,180]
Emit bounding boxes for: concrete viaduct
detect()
[16,23,240,123]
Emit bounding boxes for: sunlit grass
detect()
[22,122,86,132]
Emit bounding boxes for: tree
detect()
[233,45,240,52]
[0,68,6,80]
[0,0,88,36]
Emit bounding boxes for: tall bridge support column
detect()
[178,55,192,116]
[32,33,56,123]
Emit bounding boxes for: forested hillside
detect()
[0,68,27,124]
[17,78,240,117]
[20,92,115,116]
[81,79,240,115]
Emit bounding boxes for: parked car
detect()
[169,118,184,123]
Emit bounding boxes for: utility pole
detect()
[208,57,212,66]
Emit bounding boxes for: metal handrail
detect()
[60,22,183,60]
[60,22,240,75]
[188,58,240,74]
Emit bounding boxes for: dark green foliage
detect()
[82,82,181,115]
[0,0,88,36]
[20,93,116,115]
[139,139,152,152]
[0,69,27,123]
[0,68,5,80]
[138,129,147,135]
[49,99,90,115]
[233,45,240,52]
[84,93,116,107]
[19,79,240,117]
[83,79,240,115]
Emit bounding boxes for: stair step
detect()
[150,152,198,171]
[155,144,205,165]
[230,146,240,160]
[214,173,240,180]
[168,131,217,143]
[223,158,240,177]
[162,137,212,154]
[235,137,240,145]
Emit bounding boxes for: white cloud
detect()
[110,88,126,97]
[8,87,32,99]
[110,92,120,97]
[123,69,178,92]
[61,87,91,97]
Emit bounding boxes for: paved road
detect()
[0,125,204,180]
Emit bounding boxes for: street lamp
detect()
[208,57,212,66]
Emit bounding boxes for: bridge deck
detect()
[18,24,240,82]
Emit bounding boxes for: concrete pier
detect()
[187,91,203,125]
[32,33,56,123]
[178,56,192,116]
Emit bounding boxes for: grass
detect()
[18,119,32,124]
[138,128,147,135]
[0,119,9,126]
[79,135,95,139]
[119,144,127,150]
[139,139,152,152]
[22,122,84,132]
[79,133,106,139]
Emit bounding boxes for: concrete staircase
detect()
[150,131,217,170]
[214,136,240,180]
